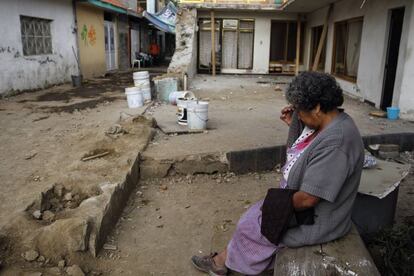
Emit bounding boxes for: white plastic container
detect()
[142,87,152,102]
[133,71,150,88]
[176,98,196,125]
[169,91,195,105]
[125,87,143,108]
[187,101,209,130]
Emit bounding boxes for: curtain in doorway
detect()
[199,31,212,68]
[199,30,220,68]
[222,31,237,69]
[238,31,254,69]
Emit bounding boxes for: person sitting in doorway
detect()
[149,39,161,65]
[191,72,365,276]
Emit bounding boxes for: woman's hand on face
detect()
[280,105,295,126]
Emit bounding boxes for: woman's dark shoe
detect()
[191,252,228,276]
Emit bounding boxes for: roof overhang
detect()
[281,0,340,13]
[82,0,127,14]
[180,3,282,11]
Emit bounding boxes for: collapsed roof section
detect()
[143,2,178,34]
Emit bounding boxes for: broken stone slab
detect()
[140,153,229,179]
[66,265,85,276]
[174,154,228,175]
[140,158,172,179]
[34,218,90,260]
[74,155,141,256]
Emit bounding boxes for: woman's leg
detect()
[213,248,227,267]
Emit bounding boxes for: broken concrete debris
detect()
[103,243,117,251]
[58,259,66,268]
[23,249,39,262]
[32,210,42,220]
[42,210,55,222]
[66,265,85,276]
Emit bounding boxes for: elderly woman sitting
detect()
[191,72,364,276]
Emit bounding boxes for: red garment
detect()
[149,43,160,56]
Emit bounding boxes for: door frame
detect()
[380,7,405,110]
[104,20,118,71]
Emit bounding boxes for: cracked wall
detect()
[0,0,78,95]
[168,8,198,78]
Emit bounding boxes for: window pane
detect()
[34,20,42,36]
[35,37,44,55]
[346,20,363,77]
[334,22,347,75]
[270,22,286,61]
[26,37,36,55]
[20,16,52,56]
[240,20,254,29]
[44,37,52,54]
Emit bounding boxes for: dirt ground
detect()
[0,72,413,275]
[0,72,155,230]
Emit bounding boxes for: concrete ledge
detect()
[274,226,380,275]
[228,132,414,174]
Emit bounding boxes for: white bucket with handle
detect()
[125,87,143,108]
[133,71,150,88]
[176,98,196,126]
[187,101,209,130]
[169,91,195,105]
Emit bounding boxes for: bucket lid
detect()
[133,71,149,76]
[125,86,140,93]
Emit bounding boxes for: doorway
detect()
[104,21,117,71]
[381,7,405,110]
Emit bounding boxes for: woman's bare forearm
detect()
[292,191,320,210]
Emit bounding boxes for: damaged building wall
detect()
[305,0,413,119]
[0,0,78,95]
[76,3,106,78]
[168,8,198,78]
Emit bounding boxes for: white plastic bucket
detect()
[187,101,209,130]
[133,71,150,88]
[125,87,144,108]
[169,91,196,105]
[133,71,149,78]
[177,98,195,125]
[142,87,151,102]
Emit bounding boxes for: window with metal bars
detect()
[20,15,53,56]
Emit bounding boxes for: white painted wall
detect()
[305,0,413,119]
[197,10,305,74]
[399,5,414,120]
[147,0,156,13]
[0,0,78,95]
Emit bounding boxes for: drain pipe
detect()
[183,73,188,91]
[72,0,82,77]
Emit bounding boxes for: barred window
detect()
[20,16,52,56]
